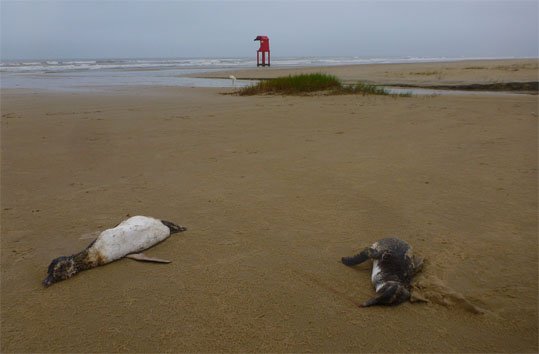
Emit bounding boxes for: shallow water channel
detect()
[383,86,532,96]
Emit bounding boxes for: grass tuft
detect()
[238,73,341,95]
[237,73,407,97]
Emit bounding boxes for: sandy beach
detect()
[1,59,538,352]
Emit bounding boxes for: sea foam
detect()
[0,56,514,73]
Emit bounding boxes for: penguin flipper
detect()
[125,253,171,263]
[361,282,410,307]
[341,247,381,266]
[360,284,397,307]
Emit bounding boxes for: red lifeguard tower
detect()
[254,35,270,67]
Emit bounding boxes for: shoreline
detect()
[1,58,537,94]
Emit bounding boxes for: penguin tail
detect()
[161,220,187,234]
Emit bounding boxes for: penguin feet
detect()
[161,220,187,234]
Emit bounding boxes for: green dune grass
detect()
[237,73,409,96]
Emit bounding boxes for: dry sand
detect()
[1,60,538,352]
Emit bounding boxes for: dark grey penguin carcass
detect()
[341,237,424,307]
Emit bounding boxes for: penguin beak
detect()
[42,275,54,287]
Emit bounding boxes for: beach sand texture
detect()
[1,60,538,352]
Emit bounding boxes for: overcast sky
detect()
[1,1,537,60]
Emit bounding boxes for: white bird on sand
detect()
[229,75,237,86]
[43,216,187,287]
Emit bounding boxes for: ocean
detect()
[0,56,514,91]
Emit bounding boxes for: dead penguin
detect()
[341,237,423,307]
[43,215,187,287]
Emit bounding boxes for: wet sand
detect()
[193,58,539,87]
[1,60,538,352]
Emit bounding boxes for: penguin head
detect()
[43,256,77,287]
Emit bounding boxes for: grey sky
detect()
[1,1,537,60]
